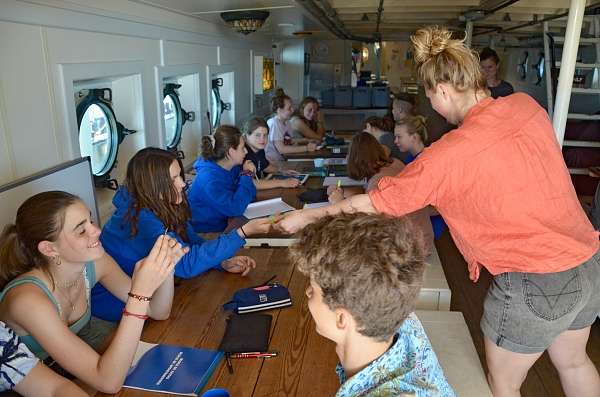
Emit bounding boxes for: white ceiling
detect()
[135,0,327,37]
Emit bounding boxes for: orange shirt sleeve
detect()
[369,153,445,217]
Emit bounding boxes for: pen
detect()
[229,352,278,359]
[226,353,234,374]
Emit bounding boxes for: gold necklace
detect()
[57,275,83,314]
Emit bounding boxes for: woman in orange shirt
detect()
[278,26,600,397]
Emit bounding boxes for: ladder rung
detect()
[568,113,600,120]
[556,62,600,68]
[571,87,600,94]
[564,140,600,148]
[554,37,600,44]
[569,168,590,175]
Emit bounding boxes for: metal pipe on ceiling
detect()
[296,0,381,42]
[474,1,600,36]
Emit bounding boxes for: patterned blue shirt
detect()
[0,321,38,391]
[335,313,456,397]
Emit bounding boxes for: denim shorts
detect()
[481,249,600,354]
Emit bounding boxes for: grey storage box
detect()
[321,88,334,107]
[371,87,390,108]
[334,86,353,108]
[352,87,371,108]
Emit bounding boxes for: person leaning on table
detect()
[277,26,600,397]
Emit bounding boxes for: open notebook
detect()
[243,198,295,219]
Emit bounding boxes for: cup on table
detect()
[314,158,325,168]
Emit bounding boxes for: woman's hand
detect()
[222,256,256,276]
[280,177,300,188]
[306,142,318,152]
[274,209,316,234]
[243,160,256,173]
[241,217,274,236]
[328,187,344,203]
[130,235,179,297]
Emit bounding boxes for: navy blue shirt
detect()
[244,145,270,179]
[489,80,514,99]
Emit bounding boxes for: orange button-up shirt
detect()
[369,93,599,281]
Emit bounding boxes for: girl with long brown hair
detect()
[279,26,600,397]
[0,191,185,393]
[289,96,325,140]
[92,147,271,322]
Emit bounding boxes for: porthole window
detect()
[210,78,231,130]
[163,83,193,150]
[76,88,136,188]
[518,51,529,80]
[533,53,544,86]
[163,94,179,147]
[77,90,119,177]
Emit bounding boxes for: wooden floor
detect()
[435,230,600,397]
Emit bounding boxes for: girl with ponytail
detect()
[92,148,271,322]
[188,125,257,232]
[0,191,186,393]
[265,89,318,162]
[278,26,600,397]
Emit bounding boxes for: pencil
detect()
[337,179,341,189]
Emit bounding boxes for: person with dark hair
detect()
[480,47,514,98]
[265,91,317,162]
[242,116,300,190]
[289,96,325,140]
[92,147,271,321]
[328,132,434,256]
[188,125,257,232]
[290,213,454,396]
[279,26,600,396]
[362,115,403,160]
[0,191,185,393]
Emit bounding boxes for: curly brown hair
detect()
[290,213,426,341]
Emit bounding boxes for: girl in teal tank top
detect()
[0,191,187,393]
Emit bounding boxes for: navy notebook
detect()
[124,341,224,396]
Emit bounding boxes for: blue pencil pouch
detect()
[223,282,292,314]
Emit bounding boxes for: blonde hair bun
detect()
[412,26,455,64]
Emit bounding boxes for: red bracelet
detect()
[122,309,149,320]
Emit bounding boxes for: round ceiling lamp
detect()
[362,47,369,62]
[220,10,270,35]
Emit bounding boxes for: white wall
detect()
[0,0,272,220]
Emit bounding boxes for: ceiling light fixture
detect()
[220,10,270,35]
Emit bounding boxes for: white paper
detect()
[322,176,366,187]
[303,202,330,209]
[243,198,295,219]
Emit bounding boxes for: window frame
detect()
[163,83,185,150]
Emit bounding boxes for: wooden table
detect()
[282,148,347,161]
[99,247,340,397]
[97,247,487,396]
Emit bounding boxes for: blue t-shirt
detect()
[188,159,256,233]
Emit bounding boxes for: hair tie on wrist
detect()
[122,309,149,320]
[128,292,152,302]
[240,226,248,238]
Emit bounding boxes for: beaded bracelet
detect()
[122,309,149,320]
[128,291,152,301]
